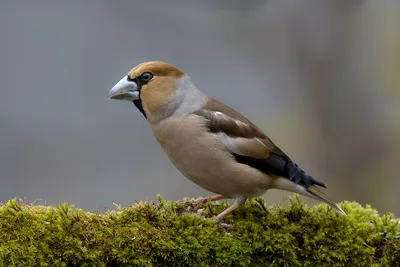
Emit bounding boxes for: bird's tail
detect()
[305,185,346,215]
[272,177,346,215]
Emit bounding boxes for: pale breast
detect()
[151,115,273,197]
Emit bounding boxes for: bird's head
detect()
[108,61,206,123]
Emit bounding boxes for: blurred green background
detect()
[1,1,399,215]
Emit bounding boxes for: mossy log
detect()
[0,196,399,266]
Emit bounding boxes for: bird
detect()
[107,61,346,223]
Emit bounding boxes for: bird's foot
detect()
[175,199,191,206]
[177,196,246,230]
[218,223,235,230]
[192,195,226,206]
[176,195,226,207]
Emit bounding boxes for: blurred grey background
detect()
[1,0,399,215]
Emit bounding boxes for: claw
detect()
[218,223,235,230]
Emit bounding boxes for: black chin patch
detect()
[133,100,146,118]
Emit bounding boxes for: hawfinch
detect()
[108,61,346,223]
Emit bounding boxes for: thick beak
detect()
[108,75,140,100]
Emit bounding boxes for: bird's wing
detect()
[194,98,347,215]
[194,97,326,189]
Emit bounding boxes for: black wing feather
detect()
[233,152,326,188]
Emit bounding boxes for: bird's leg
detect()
[213,196,247,223]
[176,195,226,206]
[191,195,226,206]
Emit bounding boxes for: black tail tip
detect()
[286,162,326,188]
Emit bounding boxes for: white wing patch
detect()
[212,132,270,159]
[212,132,241,155]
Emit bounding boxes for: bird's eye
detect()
[141,72,153,82]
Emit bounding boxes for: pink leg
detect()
[191,195,226,206]
[213,196,247,223]
[176,195,227,206]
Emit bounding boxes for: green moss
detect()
[0,196,398,266]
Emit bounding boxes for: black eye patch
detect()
[128,72,154,87]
